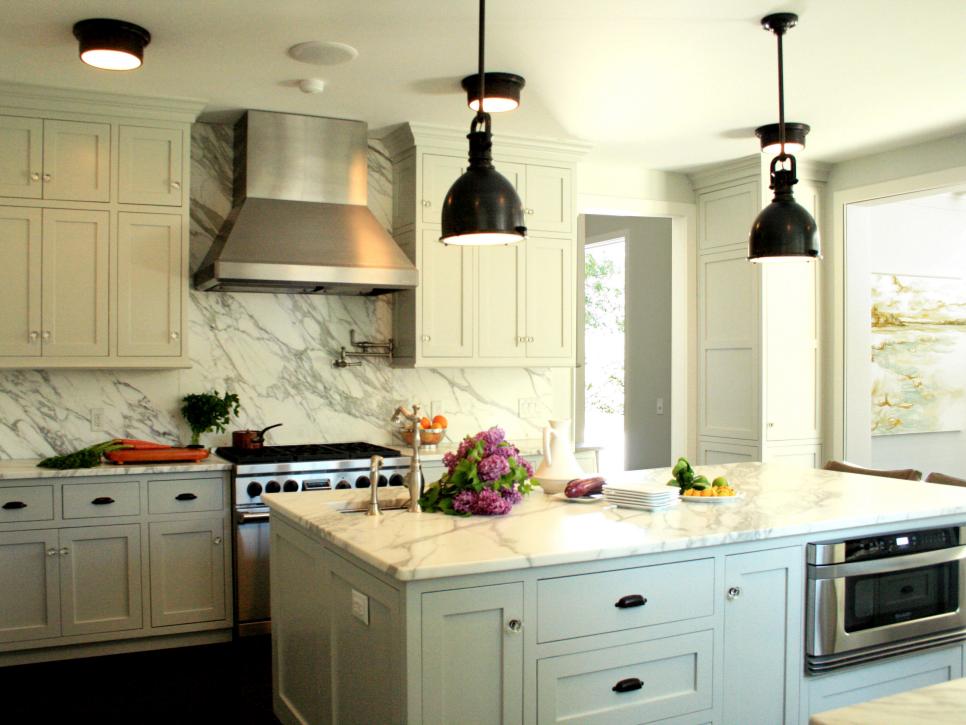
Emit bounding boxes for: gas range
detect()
[218,442,410,508]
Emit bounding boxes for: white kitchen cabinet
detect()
[42,119,111,202]
[384,122,586,368]
[58,524,142,636]
[149,518,227,627]
[118,125,184,206]
[421,582,525,725]
[0,206,42,356]
[420,228,474,358]
[116,212,183,357]
[0,529,60,644]
[0,115,43,199]
[41,208,110,357]
[691,157,826,464]
[723,546,803,725]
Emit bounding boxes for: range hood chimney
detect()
[194,111,418,295]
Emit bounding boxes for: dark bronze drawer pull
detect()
[615,594,647,609]
[91,496,115,505]
[175,492,197,501]
[2,501,27,510]
[612,677,643,693]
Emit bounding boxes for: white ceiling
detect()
[4,0,966,172]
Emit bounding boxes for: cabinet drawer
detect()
[63,480,140,519]
[537,558,714,642]
[148,477,223,514]
[0,485,53,523]
[537,630,713,724]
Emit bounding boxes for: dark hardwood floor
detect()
[3,635,280,724]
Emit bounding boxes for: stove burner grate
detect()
[217,442,402,465]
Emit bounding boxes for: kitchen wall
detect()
[0,123,553,459]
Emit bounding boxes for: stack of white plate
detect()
[602,482,680,511]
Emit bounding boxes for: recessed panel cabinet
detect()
[118,125,184,206]
[0,529,60,644]
[41,120,111,203]
[419,229,474,358]
[0,116,43,199]
[0,206,42,356]
[149,518,227,627]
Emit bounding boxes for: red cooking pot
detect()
[232,423,282,449]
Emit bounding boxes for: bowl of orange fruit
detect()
[400,414,448,447]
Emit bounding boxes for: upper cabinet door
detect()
[42,120,111,202]
[524,165,572,234]
[526,236,574,359]
[117,213,183,357]
[118,125,184,206]
[494,160,527,198]
[41,209,109,357]
[0,115,43,199]
[421,154,465,224]
[420,230,473,358]
[0,207,42,356]
[698,181,760,252]
[478,243,525,359]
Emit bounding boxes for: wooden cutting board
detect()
[105,448,210,464]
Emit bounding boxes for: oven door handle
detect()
[236,511,270,524]
[810,544,966,580]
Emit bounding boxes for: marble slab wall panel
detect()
[0,124,552,459]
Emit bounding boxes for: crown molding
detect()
[0,82,206,123]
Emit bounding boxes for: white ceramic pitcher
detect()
[534,419,584,493]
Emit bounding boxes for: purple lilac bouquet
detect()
[419,427,534,516]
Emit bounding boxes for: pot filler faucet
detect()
[391,404,424,513]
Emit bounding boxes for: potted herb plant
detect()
[180,390,241,448]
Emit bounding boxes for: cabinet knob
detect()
[42,331,51,340]
[421,200,432,207]
[213,536,222,546]
[59,547,69,557]
[506,618,522,634]
[421,334,431,342]
[727,586,741,600]
[42,173,52,182]
[528,336,535,343]
[46,548,57,557]
[30,172,41,182]
[29,331,39,342]
[170,331,180,340]
[170,180,182,190]
[526,208,535,215]
[767,422,774,428]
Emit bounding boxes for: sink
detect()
[340,504,407,514]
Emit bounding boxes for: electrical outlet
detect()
[351,588,369,626]
[518,397,541,419]
[90,408,105,432]
[656,398,664,415]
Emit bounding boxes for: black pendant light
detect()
[755,121,809,155]
[73,19,151,71]
[461,72,526,112]
[440,0,526,246]
[748,13,820,263]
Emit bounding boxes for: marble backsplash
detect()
[0,123,553,459]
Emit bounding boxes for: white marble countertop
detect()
[809,677,966,724]
[0,455,233,480]
[263,462,966,582]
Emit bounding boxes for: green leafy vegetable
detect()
[37,440,125,469]
[180,391,240,446]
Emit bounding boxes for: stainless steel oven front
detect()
[806,525,966,673]
[234,508,271,636]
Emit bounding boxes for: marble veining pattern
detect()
[809,677,966,724]
[263,463,966,581]
[0,124,553,459]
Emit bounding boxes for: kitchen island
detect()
[264,463,966,724]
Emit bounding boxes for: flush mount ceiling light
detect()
[288,41,358,66]
[748,12,820,263]
[461,72,525,112]
[441,0,526,246]
[73,18,150,71]
[755,121,809,155]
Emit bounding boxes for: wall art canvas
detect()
[871,273,966,435]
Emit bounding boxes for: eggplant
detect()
[564,476,606,498]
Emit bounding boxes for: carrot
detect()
[112,439,171,450]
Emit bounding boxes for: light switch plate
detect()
[90,408,105,431]
[656,398,665,415]
[519,397,541,419]
[351,588,369,626]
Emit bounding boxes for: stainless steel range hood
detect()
[194,111,418,295]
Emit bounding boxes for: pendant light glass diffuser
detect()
[441,0,526,246]
[748,13,820,263]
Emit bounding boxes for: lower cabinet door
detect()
[421,582,524,725]
[723,546,803,724]
[0,529,60,643]
[149,519,226,626]
[537,630,713,725]
[59,524,142,636]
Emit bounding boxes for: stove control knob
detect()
[356,476,371,488]
[378,475,388,488]
[246,482,263,498]
[283,480,299,492]
[389,474,405,487]
[335,480,351,490]
[265,481,281,494]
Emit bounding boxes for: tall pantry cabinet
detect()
[0,83,203,368]
[690,156,828,466]
[381,123,589,367]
